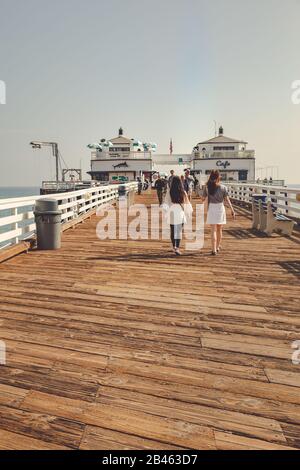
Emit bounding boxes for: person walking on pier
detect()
[137,177,143,195]
[201,170,235,255]
[183,169,193,201]
[154,174,165,206]
[164,176,193,255]
[168,169,175,188]
[163,176,168,199]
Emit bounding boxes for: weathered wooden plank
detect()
[201,334,291,360]
[0,308,203,341]
[6,340,108,372]
[1,327,267,382]
[96,385,286,443]
[214,431,295,450]
[0,320,201,350]
[80,426,185,450]
[281,423,300,449]
[0,404,84,448]
[22,390,217,449]
[0,383,28,408]
[0,365,99,401]
[2,292,300,340]
[99,373,300,425]
[106,357,300,405]
[0,429,68,450]
[265,369,300,388]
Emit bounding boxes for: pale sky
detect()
[0,0,300,185]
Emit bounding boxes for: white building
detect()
[88,126,255,183]
[88,127,156,183]
[191,126,255,181]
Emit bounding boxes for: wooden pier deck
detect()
[0,191,300,450]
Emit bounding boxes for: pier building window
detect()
[213,146,235,151]
[93,172,109,182]
[238,170,248,181]
[109,147,130,152]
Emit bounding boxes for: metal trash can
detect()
[118,185,135,207]
[34,199,62,250]
[118,184,127,199]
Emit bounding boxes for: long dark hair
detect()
[170,176,185,204]
[207,170,220,195]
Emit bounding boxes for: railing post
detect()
[12,207,19,245]
[284,191,289,215]
[72,196,77,219]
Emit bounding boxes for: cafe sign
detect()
[216,160,230,169]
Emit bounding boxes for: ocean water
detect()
[0,186,39,199]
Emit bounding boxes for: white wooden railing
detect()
[225,182,300,220]
[0,182,138,249]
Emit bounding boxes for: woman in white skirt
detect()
[164,176,193,255]
[202,170,235,255]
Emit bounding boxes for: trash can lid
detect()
[35,198,59,212]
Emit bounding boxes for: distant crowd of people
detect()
[153,169,197,205]
[137,169,235,256]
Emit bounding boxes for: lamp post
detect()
[30,141,60,182]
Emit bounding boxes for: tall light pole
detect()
[214,120,217,137]
[30,141,60,182]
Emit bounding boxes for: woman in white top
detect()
[164,176,193,256]
[202,170,235,255]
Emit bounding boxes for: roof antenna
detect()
[213,120,217,137]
